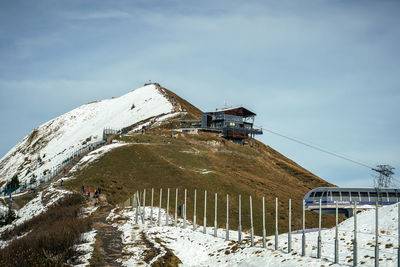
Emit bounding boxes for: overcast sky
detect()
[0,0,399,188]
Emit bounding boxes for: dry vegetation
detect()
[0,193,92,267]
[161,86,203,119]
[65,131,342,236]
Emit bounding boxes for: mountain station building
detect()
[201,107,263,144]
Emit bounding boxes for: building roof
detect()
[209,106,256,117]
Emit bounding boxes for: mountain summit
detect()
[0,84,186,186]
[0,82,337,254]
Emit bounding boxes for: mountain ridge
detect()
[0,84,180,187]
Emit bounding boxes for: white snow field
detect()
[0,84,180,187]
[109,203,399,267]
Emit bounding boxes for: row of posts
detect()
[131,188,400,267]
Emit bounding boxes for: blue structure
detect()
[304,187,400,217]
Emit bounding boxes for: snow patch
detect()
[73,230,97,267]
[110,203,399,266]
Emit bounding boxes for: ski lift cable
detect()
[255,124,374,170]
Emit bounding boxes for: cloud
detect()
[65,10,132,20]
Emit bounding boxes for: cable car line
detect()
[256,125,374,170]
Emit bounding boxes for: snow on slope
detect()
[109,203,399,266]
[0,84,179,186]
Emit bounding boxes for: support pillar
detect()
[158,188,162,226]
[250,195,254,247]
[398,198,400,267]
[317,199,322,259]
[334,201,339,264]
[226,194,229,241]
[151,188,154,224]
[214,193,218,237]
[238,194,242,244]
[143,189,146,222]
[203,190,207,234]
[194,189,197,230]
[353,201,357,267]
[375,201,379,267]
[166,188,170,226]
[288,198,291,253]
[275,197,278,250]
[262,197,266,248]
[302,199,306,256]
[184,189,187,228]
[174,188,178,227]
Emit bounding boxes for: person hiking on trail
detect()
[81,185,85,193]
[87,189,91,197]
[60,179,63,187]
[63,169,66,175]
[93,190,97,198]
[97,186,101,195]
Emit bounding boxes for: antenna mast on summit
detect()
[373,165,395,188]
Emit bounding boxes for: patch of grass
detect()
[13,192,37,209]
[162,87,203,119]
[65,132,337,235]
[0,193,92,267]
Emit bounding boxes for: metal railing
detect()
[1,139,106,197]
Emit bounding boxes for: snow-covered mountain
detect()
[0,84,182,187]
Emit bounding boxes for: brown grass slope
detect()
[161,86,202,119]
[0,194,92,267]
[65,131,337,236]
